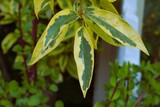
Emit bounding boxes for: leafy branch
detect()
[30,0,149,97]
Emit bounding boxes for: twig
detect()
[30,18,38,81]
[32,18,38,45]
[125,78,129,107]
[79,0,83,19]
[134,91,146,107]
[18,2,30,83]
[106,80,121,107]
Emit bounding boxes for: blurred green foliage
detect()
[94,61,160,107]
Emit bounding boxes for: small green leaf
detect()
[59,55,68,72]
[92,0,119,15]
[84,6,149,55]
[0,100,13,107]
[66,55,78,79]
[55,100,64,107]
[51,69,63,83]
[74,26,94,97]
[153,95,160,105]
[1,32,20,54]
[94,102,106,107]
[109,76,117,87]
[0,15,15,25]
[16,98,28,106]
[29,86,37,94]
[13,55,24,71]
[49,84,58,92]
[29,9,79,65]
[7,81,19,97]
[0,87,5,96]
[28,95,40,106]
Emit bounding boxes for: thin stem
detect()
[106,80,121,107]
[125,78,129,107]
[30,18,38,81]
[32,18,38,45]
[134,91,146,107]
[79,0,83,19]
[18,2,30,83]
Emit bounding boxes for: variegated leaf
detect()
[74,26,94,97]
[85,24,99,49]
[29,9,79,65]
[84,6,149,55]
[34,0,54,18]
[84,17,122,46]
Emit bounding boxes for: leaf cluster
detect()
[94,61,160,107]
[30,0,148,97]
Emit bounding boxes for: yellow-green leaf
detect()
[29,9,79,65]
[49,0,54,14]
[0,0,17,24]
[108,0,116,2]
[34,0,54,18]
[1,33,20,54]
[59,55,68,72]
[57,0,72,9]
[84,6,149,55]
[74,26,94,97]
[92,0,119,15]
[100,0,119,15]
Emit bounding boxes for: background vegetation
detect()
[0,0,159,107]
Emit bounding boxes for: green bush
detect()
[94,61,160,107]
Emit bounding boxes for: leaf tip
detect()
[28,58,36,66]
[141,46,149,56]
[82,90,87,98]
[145,50,149,56]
